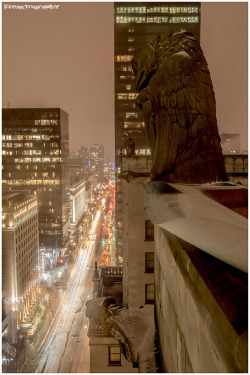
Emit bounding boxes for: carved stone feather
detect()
[131,31,228,183]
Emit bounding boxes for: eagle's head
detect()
[131,36,160,92]
[132,31,198,92]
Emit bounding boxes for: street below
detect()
[22,210,102,373]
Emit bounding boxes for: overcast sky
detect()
[2,2,248,160]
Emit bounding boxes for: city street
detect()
[22,210,102,373]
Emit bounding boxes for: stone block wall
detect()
[154,226,248,373]
[89,335,138,373]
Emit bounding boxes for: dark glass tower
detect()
[114,3,201,260]
[2,108,70,251]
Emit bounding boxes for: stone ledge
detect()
[155,226,248,372]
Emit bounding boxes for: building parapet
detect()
[224,153,248,175]
[121,155,152,174]
[100,266,123,278]
[154,226,247,372]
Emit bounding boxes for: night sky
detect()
[2,2,248,161]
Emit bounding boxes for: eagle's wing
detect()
[149,49,226,182]
[137,89,156,155]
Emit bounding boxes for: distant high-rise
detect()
[2,108,70,253]
[76,146,89,166]
[114,2,201,169]
[89,144,104,182]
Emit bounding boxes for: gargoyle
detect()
[131,31,228,183]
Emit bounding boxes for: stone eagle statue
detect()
[131,31,228,183]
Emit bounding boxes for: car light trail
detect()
[37,209,102,360]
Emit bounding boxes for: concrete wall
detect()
[154,226,247,373]
[122,177,154,308]
[89,336,138,373]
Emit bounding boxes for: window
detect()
[108,346,121,366]
[145,284,154,304]
[115,55,133,62]
[145,252,154,273]
[145,220,154,241]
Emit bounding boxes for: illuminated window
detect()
[50,150,60,155]
[13,143,22,148]
[128,16,146,23]
[128,37,135,42]
[23,150,41,155]
[118,93,128,100]
[108,346,121,366]
[117,7,127,13]
[35,119,58,126]
[145,252,154,273]
[145,284,154,304]
[161,7,169,13]
[126,112,138,119]
[115,55,133,62]
[126,84,132,90]
[128,93,138,99]
[32,135,41,140]
[124,121,144,129]
[147,16,162,23]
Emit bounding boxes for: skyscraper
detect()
[2,108,70,255]
[89,144,104,182]
[114,2,201,257]
[76,145,89,166]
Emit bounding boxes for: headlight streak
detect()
[38,209,102,361]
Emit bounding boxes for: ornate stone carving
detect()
[131,31,228,183]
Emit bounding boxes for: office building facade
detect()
[2,108,70,253]
[2,191,40,321]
